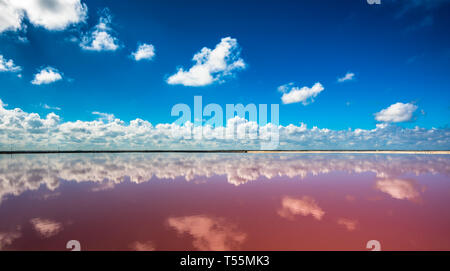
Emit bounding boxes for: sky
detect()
[0,0,449,150]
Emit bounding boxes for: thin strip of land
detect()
[247,150,450,154]
[0,150,449,154]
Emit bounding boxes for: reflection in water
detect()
[129,241,156,251]
[168,215,247,251]
[0,153,449,250]
[0,153,448,203]
[278,196,325,220]
[0,228,21,250]
[30,218,63,239]
[375,178,422,202]
[337,218,359,232]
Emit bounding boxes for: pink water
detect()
[0,153,449,251]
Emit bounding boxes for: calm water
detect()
[0,153,449,251]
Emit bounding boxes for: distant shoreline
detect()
[0,150,449,155]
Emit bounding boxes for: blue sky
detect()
[0,0,449,150]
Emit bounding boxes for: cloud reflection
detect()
[30,218,63,238]
[278,196,325,220]
[0,153,448,204]
[129,241,156,251]
[167,215,247,251]
[337,218,359,231]
[375,178,422,202]
[0,228,21,250]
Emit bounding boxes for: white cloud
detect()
[337,72,355,82]
[17,36,29,43]
[81,30,118,51]
[0,0,87,33]
[280,82,324,105]
[42,104,61,111]
[0,98,449,151]
[92,111,115,122]
[167,37,246,86]
[0,54,21,72]
[277,82,294,93]
[0,0,24,33]
[80,9,119,52]
[31,66,63,85]
[131,43,155,61]
[375,102,418,123]
[30,218,63,238]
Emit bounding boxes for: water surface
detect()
[0,153,449,251]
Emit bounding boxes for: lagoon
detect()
[0,153,449,250]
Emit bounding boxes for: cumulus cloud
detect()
[0,0,23,33]
[167,37,246,86]
[80,9,119,52]
[131,43,155,61]
[375,102,418,123]
[278,196,325,220]
[0,0,87,33]
[0,54,21,72]
[31,66,63,85]
[337,72,355,83]
[280,82,324,105]
[168,215,246,251]
[30,218,63,238]
[0,99,449,151]
[0,99,60,136]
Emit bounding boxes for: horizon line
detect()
[0,150,449,155]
